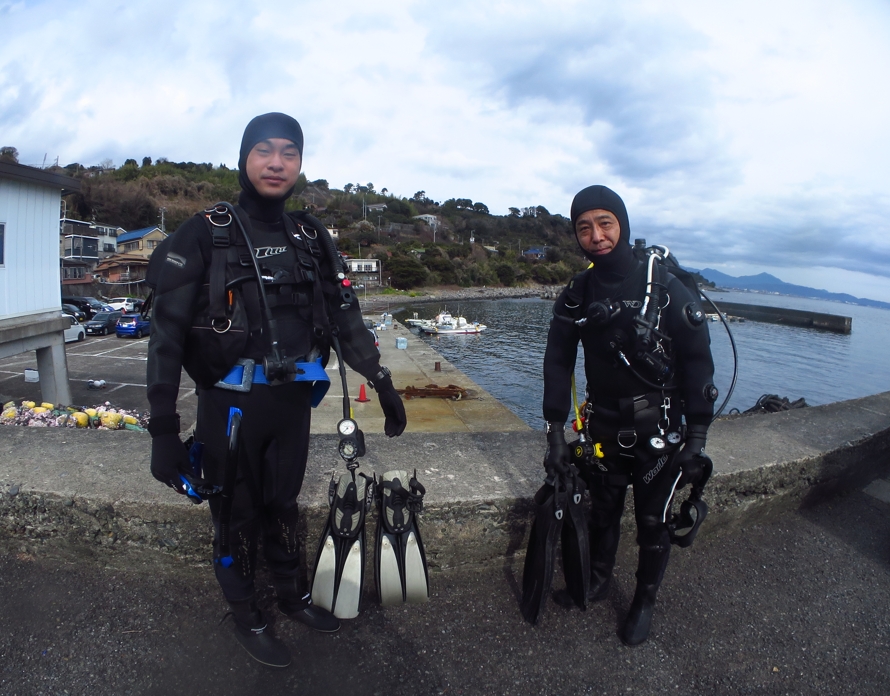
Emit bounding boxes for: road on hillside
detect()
[1,485,888,695]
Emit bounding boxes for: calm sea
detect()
[399,291,890,428]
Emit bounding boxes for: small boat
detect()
[403,312,429,329]
[418,312,487,335]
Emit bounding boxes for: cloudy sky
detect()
[3,0,889,300]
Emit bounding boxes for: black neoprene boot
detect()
[620,583,659,646]
[229,600,291,668]
[588,561,613,602]
[279,593,340,633]
[587,520,621,602]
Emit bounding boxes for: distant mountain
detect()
[691,268,890,310]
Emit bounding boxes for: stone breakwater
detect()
[2,394,890,568]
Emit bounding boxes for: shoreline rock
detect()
[361,283,563,309]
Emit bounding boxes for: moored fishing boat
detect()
[418,311,487,335]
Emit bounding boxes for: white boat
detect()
[418,312,487,335]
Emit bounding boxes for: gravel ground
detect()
[1,487,889,696]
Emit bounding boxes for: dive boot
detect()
[620,583,658,646]
[588,562,613,602]
[280,594,341,633]
[229,601,291,668]
[553,561,612,607]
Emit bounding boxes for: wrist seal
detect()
[368,366,392,390]
[147,414,181,438]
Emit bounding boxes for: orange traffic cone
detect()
[355,383,371,402]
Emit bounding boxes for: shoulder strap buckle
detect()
[204,204,234,247]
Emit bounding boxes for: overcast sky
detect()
[3,0,889,300]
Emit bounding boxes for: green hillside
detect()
[44,155,586,289]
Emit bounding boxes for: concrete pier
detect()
[712,300,853,333]
[2,319,890,695]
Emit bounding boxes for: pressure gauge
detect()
[337,418,357,437]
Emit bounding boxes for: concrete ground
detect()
[1,484,888,696]
[2,315,890,695]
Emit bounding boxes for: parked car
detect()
[106,297,143,313]
[63,315,85,343]
[62,296,100,319]
[116,314,151,338]
[61,303,86,322]
[84,311,123,335]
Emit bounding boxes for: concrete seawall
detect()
[2,392,889,569]
[712,300,853,333]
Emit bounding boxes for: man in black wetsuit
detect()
[145,113,407,667]
[543,185,716,645]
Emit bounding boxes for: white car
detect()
[63,315,85,343]
[106,297,141,313]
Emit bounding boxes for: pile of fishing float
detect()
[0,400,148,431]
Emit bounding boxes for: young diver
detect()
[146,113,407,667]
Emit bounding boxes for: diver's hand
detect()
[373,375,407,437]
[676,424,708,488]
[544,424,570,475]
[149,432,194,497]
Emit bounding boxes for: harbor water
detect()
[399,291,890,429]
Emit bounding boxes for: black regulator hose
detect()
[699,287,738,420]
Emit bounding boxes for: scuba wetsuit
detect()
[544,257,714,591]
[542,184,715,644]
[147,190,382,610]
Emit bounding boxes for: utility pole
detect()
[159,207,167,233]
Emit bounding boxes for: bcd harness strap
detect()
[201,204,334,345]
[215,356,330,407]
[281,214,332,345]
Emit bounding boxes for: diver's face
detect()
[575,209,621,255]
[245,138,302,198]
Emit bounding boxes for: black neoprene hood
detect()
[570,185,630,243]
[237,112,304,200]
[569,185,635,267]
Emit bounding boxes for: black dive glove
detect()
[676,424,710,488]
[147,415,216,504]
[544,423,570,475]
[370,370,407,437]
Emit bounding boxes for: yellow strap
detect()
[571,374,583,432]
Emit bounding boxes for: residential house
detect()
[345,258,382,286]
[93,253,151,293]
[523,247,548,260]
[116,226,165,259]
[92,223,125,258]
[60,217,97,262]
[0,161,81,404]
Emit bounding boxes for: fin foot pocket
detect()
[376,470,430,605]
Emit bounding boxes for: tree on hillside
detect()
[495,263,516,286]
[387,255,429,289]
[1,146,19,163]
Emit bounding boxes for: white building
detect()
[345,257,382,286]
[0,162,81,404]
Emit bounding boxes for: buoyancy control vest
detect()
[556,242,704,394]
[144,203,346,388]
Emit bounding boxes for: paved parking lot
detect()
[0,317,527,435]
[0,333,197,423]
